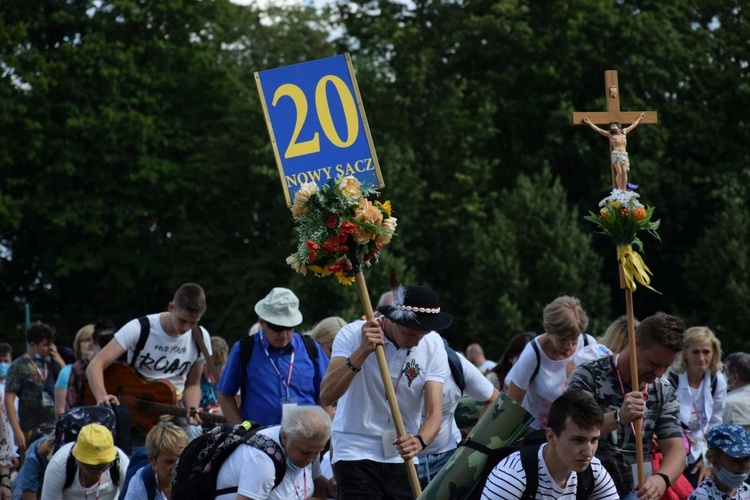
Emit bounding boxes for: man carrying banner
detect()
[568,312,686,499]
[319,284,451,500]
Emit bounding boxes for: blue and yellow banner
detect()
[255,54,383,206]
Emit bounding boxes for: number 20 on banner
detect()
[255,54,383,207]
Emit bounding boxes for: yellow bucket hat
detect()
[71,424,117,465]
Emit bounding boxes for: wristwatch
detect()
[415,434,427,450]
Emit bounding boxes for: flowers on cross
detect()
[286,176,397,286]
[584,188,660,252]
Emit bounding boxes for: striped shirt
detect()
[481,444,618,499]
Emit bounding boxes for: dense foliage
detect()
[1,0,748,358]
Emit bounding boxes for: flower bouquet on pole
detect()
[584,186,661,293]
[286,175,397,285]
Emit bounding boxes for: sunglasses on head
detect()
[264,321,292,333]
[80,462,114,474]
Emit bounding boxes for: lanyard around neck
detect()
[259,332,295,398]
[26,354,48,381]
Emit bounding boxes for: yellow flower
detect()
[339,176,362,200]
[335,272,356,286]
[286,255,307,276]
[307,265,332,277]
[291,182,318,218]
[375,200,392,218]
[376,217,397,244]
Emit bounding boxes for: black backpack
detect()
[442,338,465,393]
[171,421,286,500]
[56,406,122,489]
[238,333,319,400]
[468,429,594,500]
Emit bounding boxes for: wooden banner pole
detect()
[354,272,422,498]
[624,286,645,486]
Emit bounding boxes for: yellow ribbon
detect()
[617,246,660,294]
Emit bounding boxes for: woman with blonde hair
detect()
[505,296,595,429]
[54,324,95,416]
[668,325,727,488]
[598,315,638,354]
[308,316,347,359]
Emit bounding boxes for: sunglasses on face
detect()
[81,462,114,474]
[264,321,293,333]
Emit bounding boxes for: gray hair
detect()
[281,405,331,443]
[726,352,750,384]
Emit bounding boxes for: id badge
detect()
[382,428,399,460]
[42,391,54,407]
[281,397,298,420]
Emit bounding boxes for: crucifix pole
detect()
[572,70,658,489]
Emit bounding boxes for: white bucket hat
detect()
[254,288,303,327]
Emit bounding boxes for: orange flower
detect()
[634,206,647,221]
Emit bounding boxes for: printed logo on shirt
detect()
[402,360,421,387]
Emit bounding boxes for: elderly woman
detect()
[688,424,750,499]
[669,326,727,488]
[506,296,595,429]
[308,317,346,359]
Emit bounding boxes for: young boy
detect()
[481,389,619,499]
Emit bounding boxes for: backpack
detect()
[529,334,590,384]
[443,338,465,393]
[468,429,594,500]
[117,446,154,500]
[56,406,122,489]
[238,333,319,400]
[171,421,286,500]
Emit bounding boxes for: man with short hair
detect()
[320,284,451,500]
[722,352,750,432]
[5,322,64,462]
[215,405,336,499]
[218,287,330,426]
[466,343,496,373]
[568,312,687,500]
[87,283,211,430]
[41,423,130,499]
[482,390,619,499]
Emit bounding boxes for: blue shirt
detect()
[217,332,330,426]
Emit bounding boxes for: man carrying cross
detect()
[583,112,645,190]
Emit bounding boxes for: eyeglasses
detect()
[80,462,114,474]
[264,321,293,333]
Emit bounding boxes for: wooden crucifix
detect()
[572,70,658,491]
[571,70,658,190]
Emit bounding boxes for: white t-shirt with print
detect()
[114,313,210,396]
[423,354,494,455]
[331,320,450,464]
[481,443,618,499]
[215,426,321,500]
[41,442,130,500]
[505,334,595,429]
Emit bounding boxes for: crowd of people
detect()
[1,283,750,499]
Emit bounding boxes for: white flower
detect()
[291,182,318,218]
[599,188,643,209]
[286,254,307,276]
[339,176,362,200]
[376,217,397,244]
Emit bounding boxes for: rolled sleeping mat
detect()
[417,392,534,500]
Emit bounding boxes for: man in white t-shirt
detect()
[482,390,619,499]
[215,405,336,499]
[87,283,211,431]
[466,343,497,373]
[41,423,129,500]
[418,353,498,487]
[320,284,452,500]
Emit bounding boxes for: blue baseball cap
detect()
[707,424,750,458]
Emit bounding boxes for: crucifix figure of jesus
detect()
[572,71,658,190]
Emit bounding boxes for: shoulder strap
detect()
[442,338,465,393]
[711,372,718,395]
[132,316,150,366]
[529,340,541,384]
[141,461,157,500]
[667,371,679,390]
[111,454,120,486]
[64,451,77,489]
[239,336,256,403]
[213,431,287,496]
[583,334,590,347]
[519,445,539,500]
[575,463,594,500]
[300,334,319,364]
[192,325,219,384]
